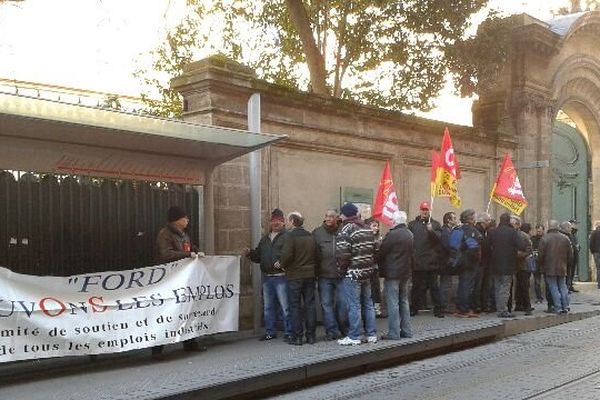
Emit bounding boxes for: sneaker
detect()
[498,311,515,318]
[524,310,533,316]
[337,336,361,346]
[259,334,277,341]
[367,335,378,344]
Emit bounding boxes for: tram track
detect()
[270,316,600,400]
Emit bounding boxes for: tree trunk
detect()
[285,0,329,96]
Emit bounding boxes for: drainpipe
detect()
[248,93,262,333]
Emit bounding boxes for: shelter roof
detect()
[0,92,285,165]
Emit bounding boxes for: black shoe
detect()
[434,312,445,318]
[289,337,302,346]
[380,334,400,340]
[410,310,418,317]
[283,334,292,343]
[325,333,338,341]
[569,287,579,293]
[306,336,316,345]
[183,341,208,352]
[259,334,277,341]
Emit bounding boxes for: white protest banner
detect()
[0,256,239,363]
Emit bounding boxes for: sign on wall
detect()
[0,256,239,363]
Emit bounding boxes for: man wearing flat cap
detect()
[153,205,205,356]
[243,208,292,342]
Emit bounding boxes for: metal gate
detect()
[0,170,200,276]
[552,121,589,281]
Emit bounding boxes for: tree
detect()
[137,0,488,118]
[445,14,515,98]
[555,0,599,15]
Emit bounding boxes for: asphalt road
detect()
[270,315,600,400]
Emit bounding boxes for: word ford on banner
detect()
[0,256,240,362]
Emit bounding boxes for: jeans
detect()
[318,277,346,337]
[342,277,376,340]
[263,276,291,336]
[456,268,477,313]
[545,275,569,312]
[493,274,512,314]
[533,271,544,301]
[515,270,531,311]
[593,253,600,288]
[439,273,454,312]
[411,270,442,314]
[471,267,483,311]
[287,278,317,340]
[384,279,413,339]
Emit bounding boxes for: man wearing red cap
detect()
[408,201,444,318]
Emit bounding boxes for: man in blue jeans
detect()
[378,211,414,340]
[313,209,347,340]
[539,220,572,314]
[244,208,291,341]
[335,202,377,346]
[453,209,482,318]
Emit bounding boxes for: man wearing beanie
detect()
[243,208,292,342]
[154,205,205,356]
[335,202,378,346]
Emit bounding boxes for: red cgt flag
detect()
[373,160,400,227]
[490,153,528,215]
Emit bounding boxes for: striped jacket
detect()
[335,216,376,281]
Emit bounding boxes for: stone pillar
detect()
[173,57,258,330]
[510,91,554,225]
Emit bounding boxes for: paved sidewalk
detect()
[1,283,599,400]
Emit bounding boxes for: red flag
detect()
[435,127,461,207]
[373,160,399,227]
[490,153,528,215]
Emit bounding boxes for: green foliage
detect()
[134,14,201,118]
[445,14,515,98]
[137,0,488,115]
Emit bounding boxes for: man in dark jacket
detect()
[589,221,600,289]
[475,212,494,312]
[439,211,458,314]
[280,211,318,345]
[531,224,545,302]
[513,217,533,315]
[408,201,444,318]
[564,220,580,293]
[153,206,205,356]
[336,202,377,346]
[539,220,573,313]
[313,209,346,340]
[454,209,483,318]
[488,213,521,318]
[379,211,414,340]
[243,208,291,341]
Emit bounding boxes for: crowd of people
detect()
[243,201,588,346]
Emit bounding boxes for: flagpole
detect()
[486,183,496,214]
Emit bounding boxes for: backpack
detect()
[447,225,480,271]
